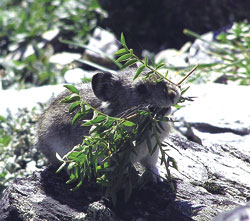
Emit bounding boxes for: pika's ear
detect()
[92,72,120,101]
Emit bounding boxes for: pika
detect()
[37,68,180,180]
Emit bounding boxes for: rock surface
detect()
[83,27,120,69]
[0,84,64,117]
[213,201,250,221]
[0,133,249,221]
[174,83,250,149]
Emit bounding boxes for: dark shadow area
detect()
[40,166,102,212]
[40,166,196,220]
[99,0,250,54]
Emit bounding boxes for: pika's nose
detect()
[169,91,176,102]
[168,87,180,104]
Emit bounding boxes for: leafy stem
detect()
[115,32,198,87]
[62,85,136,128]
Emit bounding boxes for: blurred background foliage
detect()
[0,0,250,89]
[0,0,104,89]
[0,107,46,193]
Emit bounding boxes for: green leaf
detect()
[91,115,107,125]
[103,162,110,169]
[120,32,127,49]
[71,173,86,191]
[68,151,87,164]
[56,161,67,173]
[181,86,190,95]
[66,173,76,184]
[56,152,64,162]
[69,101,81,112]
[103,118,116,128]
[72,111,85,125]
[0,135,12,147]
[70,94,80,101]
[68,166,80,183]
[144,56,148,66]
[116,53,132,63]
[122,120,136,127]
[164,70,169,77]
[133,65,145,80]
[122,58,138,68]
[61,94,80,103]
[156,63,165,69]
[138,110,149,116]
[82,115,106,126]
[169,156,178,170]
[0,115,6,123]
[173,104,182,109]
[89,125,98,134]
[82,103,91,112]
[145,70,154,79]
[64,85,79,94]
[114,48,128,56]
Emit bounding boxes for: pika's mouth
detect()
[117,104,172,119]
[149,106,171,116]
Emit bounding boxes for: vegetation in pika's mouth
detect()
[58,33,197,206]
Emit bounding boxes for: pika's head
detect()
[91,69,180,116]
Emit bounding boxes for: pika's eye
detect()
[136,84,148,94]
[157,82,168,94]
[163,85,168,94]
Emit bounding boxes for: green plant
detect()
[0,107,47,193]
[1,46,67,89]
[57,34,196,206]
[0,0,105,89]
[184,21,250,85]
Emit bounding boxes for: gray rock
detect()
[213,202,250,221]
[83,27,119,69]
[0,167,116,221]
[174,83,250,148]
[64,68,95,84]
[0,84,65,117]
[155,47,189,68]
[49,52,81,66]
[187,32,222,65]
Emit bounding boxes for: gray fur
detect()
[37,68,180,180]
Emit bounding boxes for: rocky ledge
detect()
[0,132,249,221]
